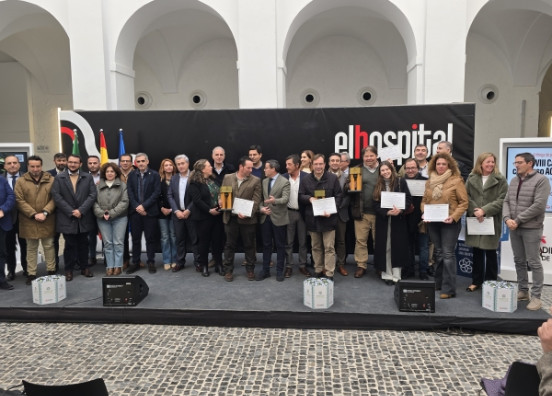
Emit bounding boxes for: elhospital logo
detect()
[334,122,454,165]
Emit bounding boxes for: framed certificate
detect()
[380,192,406,209]
[423,204,449,222]
[312,197,337,216]
[467,217,495,235]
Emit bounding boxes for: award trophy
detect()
[314,190,326,199]
[219,186,233,211]
[349,167,362,193]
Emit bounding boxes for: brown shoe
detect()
[247,271,255,281]
[337,266,349,276]
[81,268,94,277]
[299,267,311,277]
[123,260,129,270]
[284,268,292,278]
[139,261,146,268]
[113,267,122,275]
[224,272,234,282]
[354,267,366,278]
[65,271,73,282]
[106,268,114,276]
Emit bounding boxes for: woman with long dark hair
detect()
[372,161,412,285]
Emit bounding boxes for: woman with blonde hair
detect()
[422,153,468,299]
[464,152,507,292]
[158,158,177,270]
[300,150,314,173]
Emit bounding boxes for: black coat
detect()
[52,171,97,234]
[189,181,215,221]
[298,171,342,232]
[373,178,412,270]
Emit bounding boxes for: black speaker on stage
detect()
[394,280,435,313]
[102,275,149,306]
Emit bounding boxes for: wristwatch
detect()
[42,211,48,217]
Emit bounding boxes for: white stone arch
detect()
[466,0,552,156]
[0,0,71,152]
[281,0,417,108]
[113,0,238,110]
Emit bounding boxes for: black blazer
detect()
[126,168,161,217]
[167,174,194,215]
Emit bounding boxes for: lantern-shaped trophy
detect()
[349,167,362,192]
[220,186,233,211]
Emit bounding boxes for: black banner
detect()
[60,104,474,170]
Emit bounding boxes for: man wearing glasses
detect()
[126,153,161,274]
[503,152,551,310]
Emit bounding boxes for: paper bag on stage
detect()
[304,278,334,309]
[32,275,66,305]
[482,281,517,313]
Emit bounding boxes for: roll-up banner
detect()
[59,104,474,170]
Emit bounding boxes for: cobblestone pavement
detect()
[0,322,546,395]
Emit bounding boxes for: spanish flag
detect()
[99,130,109,165]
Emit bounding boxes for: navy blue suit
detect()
[0,176,15,284]
[167,173,198,269]
[3,172,26,276]
[126,168,161,266]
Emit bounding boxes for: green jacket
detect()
[464,172,507,250]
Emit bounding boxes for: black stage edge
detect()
[1,255,549,336]
[0,307,545,336]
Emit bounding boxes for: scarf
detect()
[428,169,452,200]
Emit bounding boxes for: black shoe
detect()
[427,266,435,277]
[148,262,157,274]
[6,271,15,281]
[384,279,394,286]
[172,264,184,272]
[402,271,415,279]
[47,270,57,276]
[325,276,334,282]
[314,272,323,278]
[126,264,140,274]
[256,272,271,281]
[0,282,14,290]
[81,268,94,277]
[419,273,429,280]
[276,273,285,282]
[202,265,210,277]
[26,275,36,285]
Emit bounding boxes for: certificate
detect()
[423,204,449,222]
[405,180,426,197]
[467,217,495,235]
[379,145,401,161]
[232,198,254,217]
[380,192,406,209]
[312,197,337,216]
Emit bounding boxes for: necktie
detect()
[139,173,144,202]
[11,175,16,189]
[268,178,273,196]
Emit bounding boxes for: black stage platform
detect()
[0,254,549,335]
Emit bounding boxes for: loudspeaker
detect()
[23,378,108,396]
[102,275,149,306]
[394,280,435,313]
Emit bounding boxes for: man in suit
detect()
[221,156,262,282]
[126,153,161,274]
[256,160,290,282]
[329,153,350,276]
[3,155,27,280]
[52,154,97,281]
[119,153,134,269]
[47,152,66,270]
[0,170,15,290]
[167,154,198,272]
[282,154,310,278]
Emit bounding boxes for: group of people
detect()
[0,142,549,311]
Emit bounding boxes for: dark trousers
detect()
[335,218,347,267]
[195,217,215,267]
[123,215,130,262]
[88,220,99,261]
[471,247,498,286]
[223,217,256,274]
[0,228,7,283]
[63,232,89,272]
[53,232,60,267]
[209,215,224,265]
[6,222,26,274]
[173,215,198,267]
[261,217,286,275]
[130,213,158,264]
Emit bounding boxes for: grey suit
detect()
[259,174,290,277]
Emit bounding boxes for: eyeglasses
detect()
[405,167,418,171]
[119,160,131,163]
[513,161,526,165]
[136,160,147,163]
